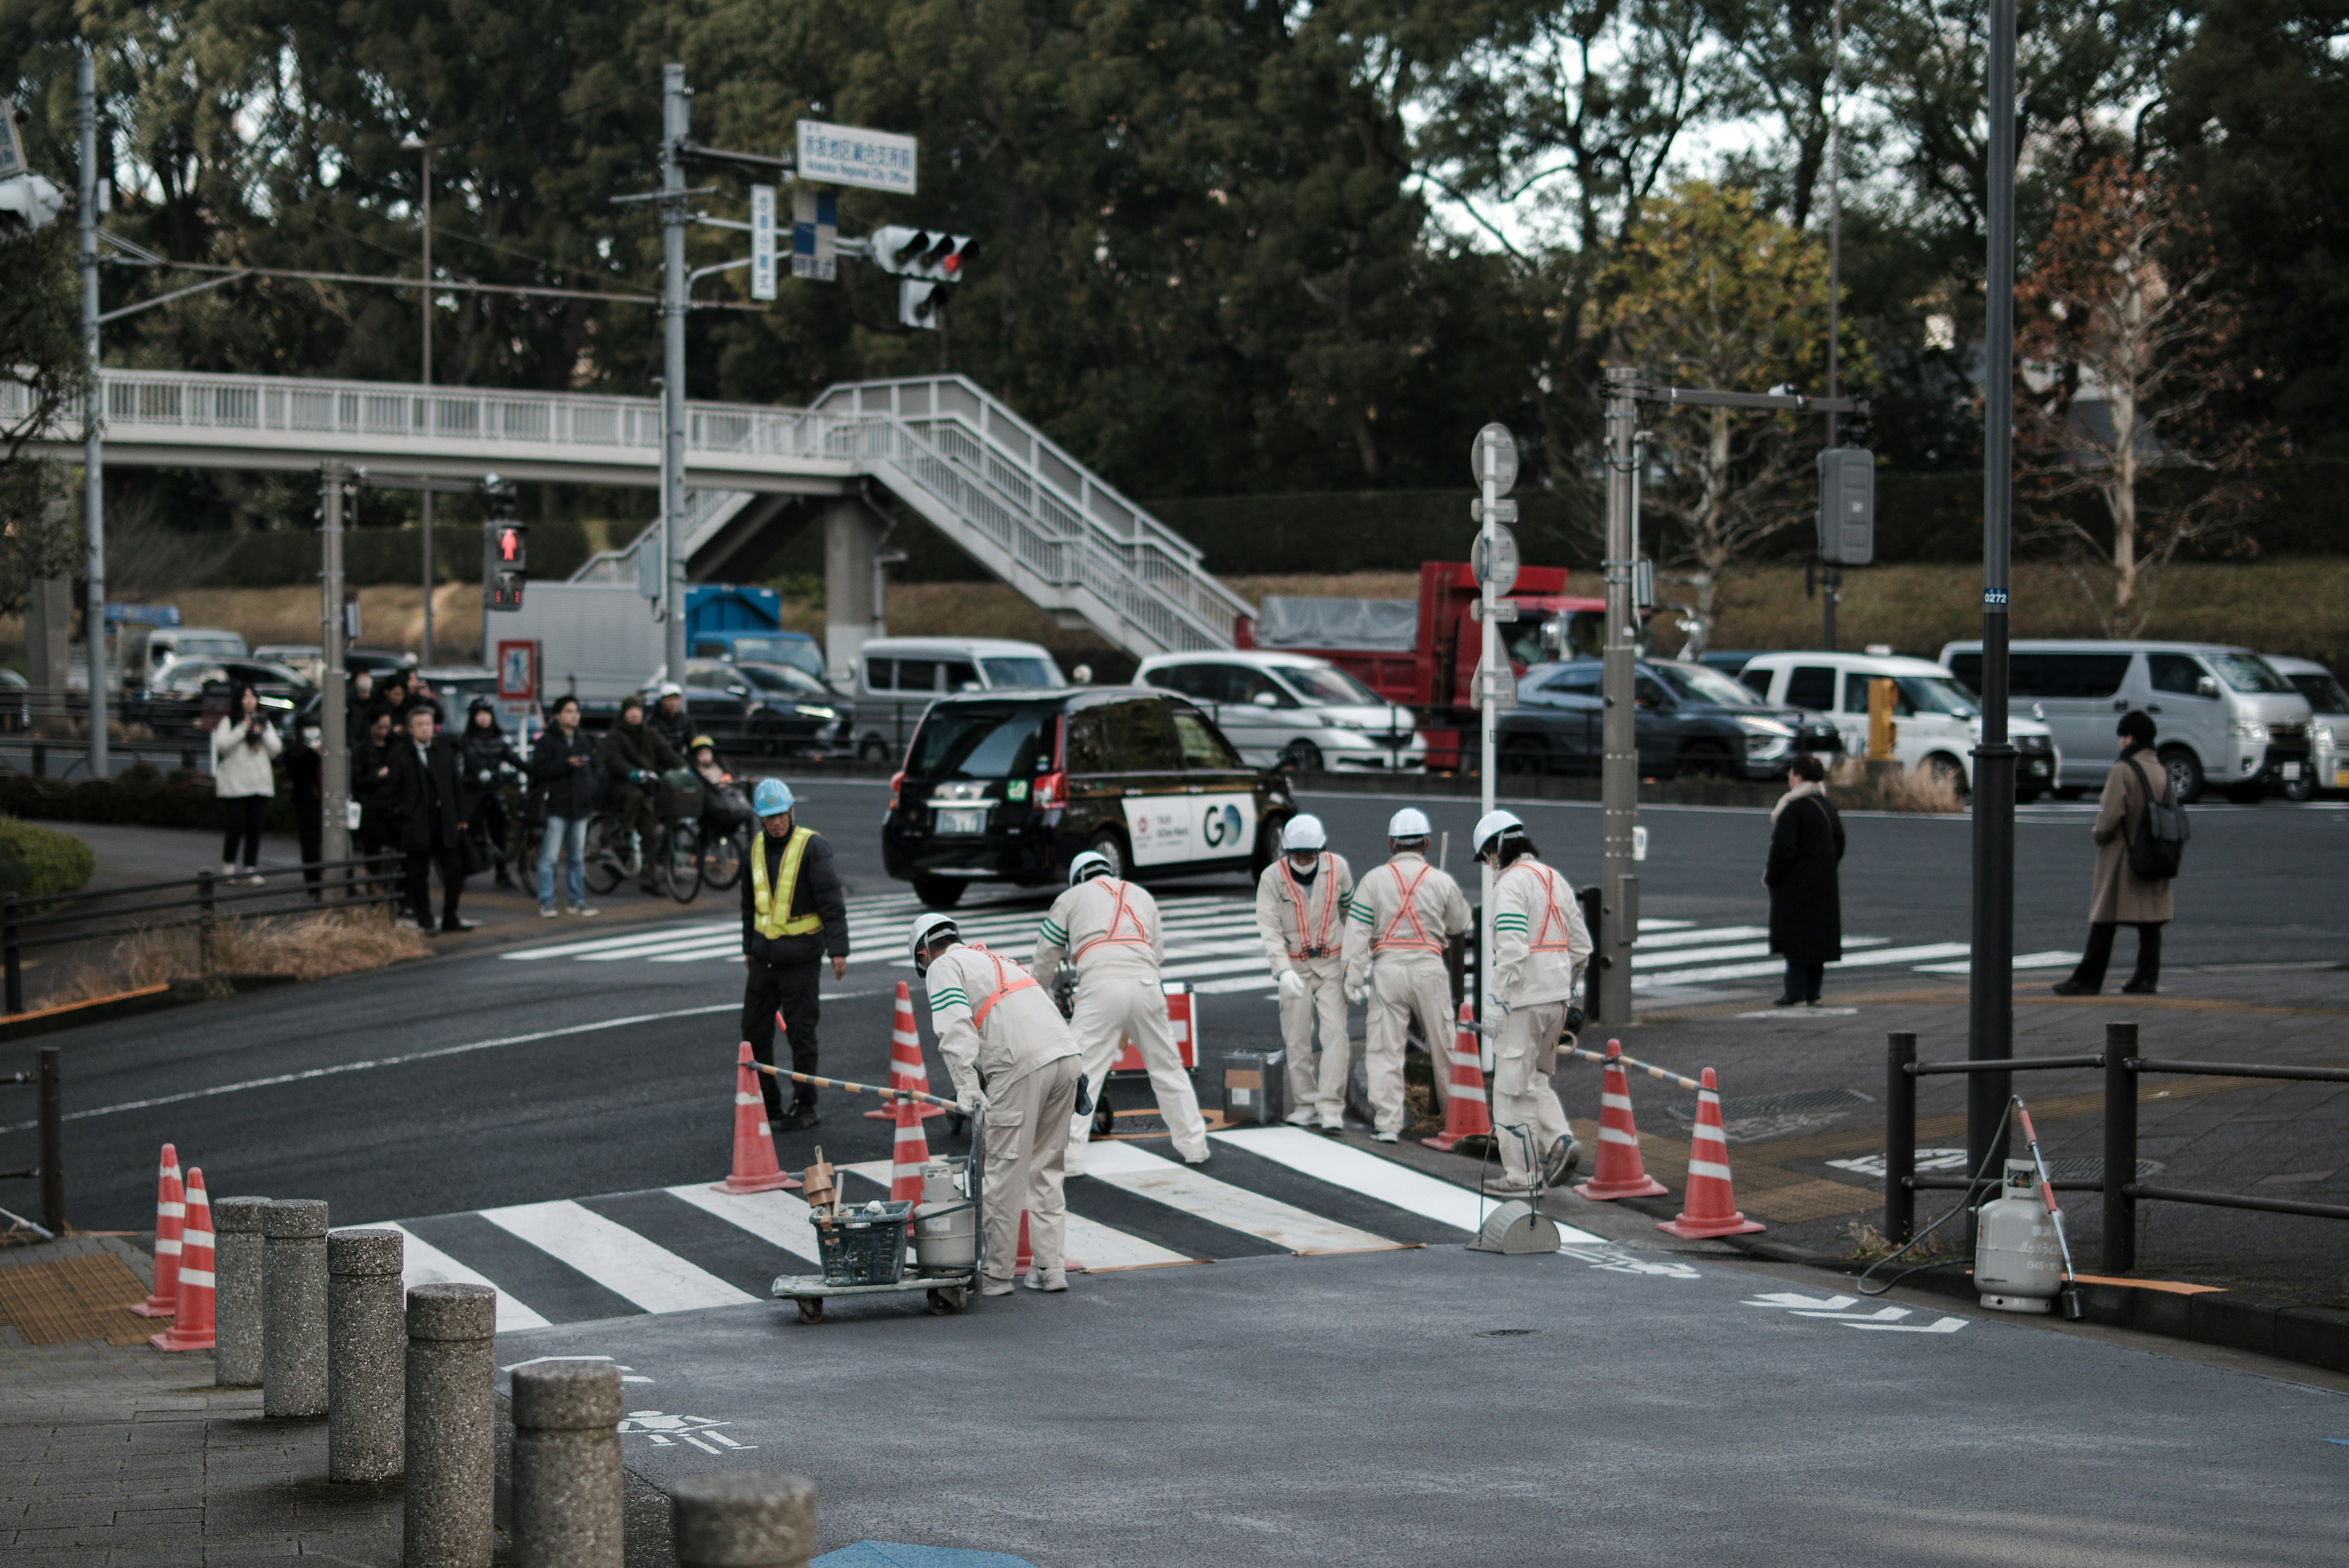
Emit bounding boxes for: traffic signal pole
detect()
[659,63,691,691]
[319,463,350,869]
[77,53,107,778]
[1598,367,1641,1027]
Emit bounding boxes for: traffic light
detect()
[899,280,941,330]
[867,225,974,281]
[481,475,526,612]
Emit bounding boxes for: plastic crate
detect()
[814,1201,913,1285]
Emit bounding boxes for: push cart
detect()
[757,1069,989,1324]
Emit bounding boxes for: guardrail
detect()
[1883,1022,2349,1274]
[0,1047,63,1238]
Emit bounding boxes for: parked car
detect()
[1741,652,2061,800]
[136,628,247,687]
[1698,650,1761,678]
[852,636,1066,763]
[2265,656,2347,801]
[1134,650,1426,773]
[1501,658,1841,779]
[680,659,854,757]
[1940,639,2314,803]
[687,629,826,682]
[145,656,317,737]
[255,645,415,687]
[881,687,1293,907]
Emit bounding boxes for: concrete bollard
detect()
[404,1283,497,1568]
[211,1196,269,1387]
[511,1359,625,1568]
[672,1473,818,1568]
[262,1198,330,1417]
[326,1228,404,1482]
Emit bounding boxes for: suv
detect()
[1741,652,2061,800]
[1502,658,1839,779]
[1134,650,1426,772]
[881,688,1293,907]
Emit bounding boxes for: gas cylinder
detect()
[912,1159,976,1271]
[1975,1159,2063,1312]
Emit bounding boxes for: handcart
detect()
[754,1069,989,1324]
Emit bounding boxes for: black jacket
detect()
[531,725,601,820]
[648,704,694,757]
[741,827,850,968]
[457,721,524,816]
[389,734,467,854]
[1765,789,1846,965]
[599,719,685,787]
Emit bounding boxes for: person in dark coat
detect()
[597,694,686,868]
[1764,752,1845,1006]
[530,695,601,916]
[739,778,850,1131]
[355,709,398,860]
[388,704,472,934]
[2054,710,2176,995]
[457,696,527,890]
[284,722,325,894]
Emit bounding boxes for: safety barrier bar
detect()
[0,1047,64,1237]
[751,1064,956,1110]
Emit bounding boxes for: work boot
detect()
[1283,1107,1317,1128]
[1542,1135,1583,1189]
[1021,1268,1067,1293]
[774,1097,820,1132]
[979,1276,1016,1298]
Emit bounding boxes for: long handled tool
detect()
[1564,1044,1700,1091]
[747,1064,957,1111]
[2013,1096,2085,1318]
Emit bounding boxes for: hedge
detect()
[0,762,298,835]
[0,816,97,900]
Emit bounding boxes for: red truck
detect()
[1235,561,1607,770]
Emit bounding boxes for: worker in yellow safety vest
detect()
[740,778,849,1132]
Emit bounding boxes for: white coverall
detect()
[1035,877,1209,1169]
[923,942,1083,1284]
[1487,855,1591,1189]
[1341,853,1472,1137]
[1255,851,1355,1127]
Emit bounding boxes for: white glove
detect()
[1345,981,1368,1006]
[1486,994,1513,1020]
[1276,968,1306,1002]
[957,1089,987,1117]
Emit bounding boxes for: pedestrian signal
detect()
[899,280,941,330]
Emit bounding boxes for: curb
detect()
[0,972,303,1042]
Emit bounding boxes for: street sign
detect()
[749,185,777,299]
[496,640,539,702]
[795,119,917,195]
[1469,599,1520,623]
[1472,423,1518,496]
[1472,523,1520,595]
[1472,658,1520,709]
[790,188,836,282]
[0,103,26,182]
[1469,497,1518,524]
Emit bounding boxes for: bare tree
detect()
[1,223,92,617]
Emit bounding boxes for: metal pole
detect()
[1967,0,2020,1182]
[1885,1031,1916,1243]
[659,64,692,688]
[78,54,108,779]
[1598,365,1640,1025]
[1478,438,1499,1003]
[321,463,351,869]
[1822,0,1842,655]
[38,1046,63,1237]
[2103,1021,2137,1273]
[420,143,435,669]
[3,894,21,1016]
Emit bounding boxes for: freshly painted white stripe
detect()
[1913,950,2080,975]
[480,1200,756,1314]
[1078,1140,1400,1254]
[836,1159,1193,1271]
[1635,926,1770,949]
[662,1184,826,1268]
[376,1221,551,1330]
[1210,1126,1605,1244]
[579,932,754,962]
[1635,936,1890,971]
[1635,942,1973,988]
[502,921,736,960]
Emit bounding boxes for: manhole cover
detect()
[1666,1086,1874,1143]
[2041,1156,2165,1183]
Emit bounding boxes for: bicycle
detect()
[697,816,749,891]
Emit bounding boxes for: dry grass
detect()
[1844,1217,1967,1264]
[1827,757,1967,814]
[40,907,428,1007]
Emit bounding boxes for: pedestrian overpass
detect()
[13,368,1250,661]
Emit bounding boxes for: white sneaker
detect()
[1020,1269,1067,1293]
[221,863,240,879]
[1181,1150,1211,1167]
[569,904,599,917]
[1373,1130,1399,1143]
[538,906,561,919]
[1283,1107,1317,1127]
[1318,1120,1345,1135]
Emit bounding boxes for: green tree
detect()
[0,219,91,615]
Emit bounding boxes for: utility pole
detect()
[1598,365,1641,1025]
[403,133,435,666]
[319,463,350,869]
[76,53,107,779]
[1821,0,1844,653]
[1968,0,2021,1181]
[659,64,691,688]
[1472,426,1514,1022]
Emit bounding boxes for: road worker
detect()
[1342,808,1472,1142]
[1474,809,1588,1194]
[740,779,848,1132]
[913,912,1083,1295]
[1035,852,1210,1172]
[1255,814,1354,1133]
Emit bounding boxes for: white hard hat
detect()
[1067,850,1116,886]
[659,682,683,699]
[1280,814,1327,852]
[1387,807,1432,839]
[1472,809,1525,858]
[908,912,960,969]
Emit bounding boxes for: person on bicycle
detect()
[740,779,848,1133]
[458,696,525,890]
[687,734,753,844]
[596,693,685,874]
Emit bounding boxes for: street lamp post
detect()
[659,64,691,689]
[77,54,107,778]
[401,132,435,667]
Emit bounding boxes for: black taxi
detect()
[881,687,1295,907]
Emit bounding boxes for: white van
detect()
[852,637,1066,762]
[1741,652,2063,800]
[1938,639,2315,803]
[139,628,247,685]
[1134,649,1426,771]
[2266,656,2347,800]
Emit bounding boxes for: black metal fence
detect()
[0,1046,63,1237]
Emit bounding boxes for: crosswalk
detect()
[500,888,2038,994]
[379,1128,1604,1328]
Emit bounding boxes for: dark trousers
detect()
[404,841,467,931]
[2069,921,2162,990]
[741,957,821,1123]
[1783,960,1825,1003]
[221,797,265,871]
[296,798,322,891]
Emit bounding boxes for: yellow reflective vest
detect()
[749,827,825,938]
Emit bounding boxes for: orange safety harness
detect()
[1071,880,1152,963]
[1278,855,1339,959]
[966,943,1042,1030]
[1504,860,1577,952]
[1373,862,1443,953]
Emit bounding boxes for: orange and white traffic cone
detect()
[1013,1210,1083,1276]
[868,982,948,1121]
[713,1042,800,1194]
[133,1143,185,1317]
[1575,1040,1671,1200]
[151,1167,215,1351]
[1424,1003,1494,1151]
[1657,1067,1765,1238]
[889,1093,930,1205]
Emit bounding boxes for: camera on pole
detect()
[480,474,526,612]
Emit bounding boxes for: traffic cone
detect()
[867,982,949,1121]
[889,1093,930,1205]
[1657,1068,1765,1238]
[713,1042,800,1194]
[150,1168,215,1351]
[1424,1003,1494,1151]
[1575,1040,1671,1200]
[1013,1211,1083,1276]
[133,1143,185,1317]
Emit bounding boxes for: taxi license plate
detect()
[2279,762,2301,781]
[935,806,987,834]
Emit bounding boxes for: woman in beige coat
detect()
[2054,710,2174,995]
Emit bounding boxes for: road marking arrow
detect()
[1742,1292,1857,1310]
[1793,1306,1911,1321]
[1842,1315,1968,1333]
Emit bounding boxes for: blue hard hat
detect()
[752,778,795,817]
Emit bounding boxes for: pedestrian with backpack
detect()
[2054,710,2184,995]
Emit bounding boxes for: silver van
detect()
[852,636,1065,762]
[1939,639,2315,803]
[1134,650,1425,772]
[2266,656,2347,800]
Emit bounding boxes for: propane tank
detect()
[912,1159,976,1271]
[1975,1159,2064,1312]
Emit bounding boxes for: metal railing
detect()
[0,1047,62,1238]
[1883,1022,2349,1274]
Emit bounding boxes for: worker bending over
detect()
[1036,852,1209,1172]
[1342,808,1472,1142]
[1255,814,1354,1133]
[913,913,1083,1295]
[1474,810,1588,1194]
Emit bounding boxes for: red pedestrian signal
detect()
[496,525,523,565]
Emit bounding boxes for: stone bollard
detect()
[211,1196,269,1387]
[404,1284,497,1568]
[262,1198,330,1417]
[326,1228,404,1482]
[672,1473,818,1568]
[511,1360,625,1568]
